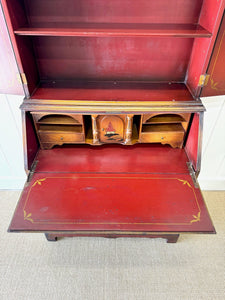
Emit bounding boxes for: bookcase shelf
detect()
[38,124,83,133]
[29,81,195,102]
[144,114,186,123]
[141,124,184,133]
[14,23,211,38]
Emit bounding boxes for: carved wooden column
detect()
[91,114,99,144]
[125,114,134,144]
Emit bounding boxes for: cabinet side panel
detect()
[22,111,39,171]
[185,113,200,172]
[186,0,225,97]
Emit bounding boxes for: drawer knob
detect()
[60,137,63,140]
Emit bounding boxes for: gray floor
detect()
[0,190,224,300]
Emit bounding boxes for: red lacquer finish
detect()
[9,172,215,233]
[2,0,224,98]
[23,0,204,25]
[32,36,194,82]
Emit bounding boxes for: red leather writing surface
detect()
[9,145,214,234]
[9,172,214,233]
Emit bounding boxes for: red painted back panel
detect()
[2,0,209,89]
[0,5,23,95]
[25,0,203,25]
[33,36,193,82]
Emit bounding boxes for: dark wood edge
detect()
[21,110,29,173]
[20,99,206,114]
[196,111,204,176]
[44,233,180,243]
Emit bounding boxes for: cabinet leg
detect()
[45,233,57,241]
[44,233,180,243]
[166,234,179,243]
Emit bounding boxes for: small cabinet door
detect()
[98,115,124,143]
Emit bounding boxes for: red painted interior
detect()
[30,36,194,82]
[23,0,204,25]
[3,0,224,98]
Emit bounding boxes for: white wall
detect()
[0,94,224,190]
[0,94,26,189]
[198,96,225,190]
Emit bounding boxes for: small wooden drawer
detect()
[38,132,85,144]
[140,124,185,148]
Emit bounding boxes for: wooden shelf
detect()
[142,124,184,133]
[29,81,195,102]
[38,124,83,133]
[14,23,211,38]
[37,115,81,125]
[145,114,186,124]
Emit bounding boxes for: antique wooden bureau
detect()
[1,0,225,242]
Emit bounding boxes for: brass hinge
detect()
[198,74,210,87]
[17,73,27,85]
[187,162,199,188]
[27,160,38,183]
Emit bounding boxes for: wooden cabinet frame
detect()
[1,0,225,243]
